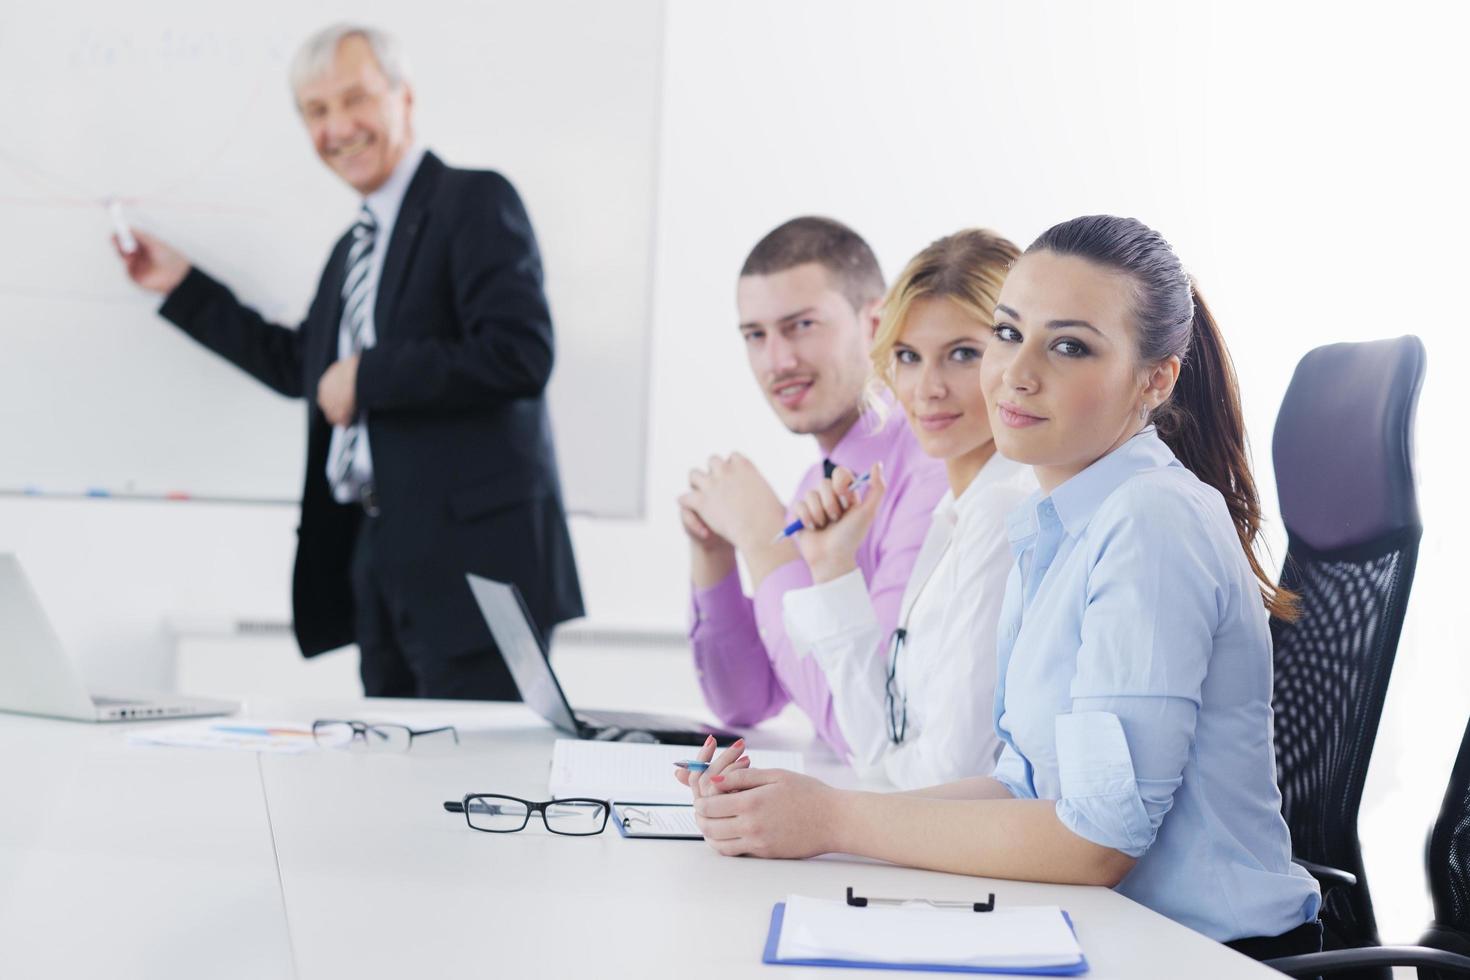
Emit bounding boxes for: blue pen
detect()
[771,471,873,542]
[672,760,711,772]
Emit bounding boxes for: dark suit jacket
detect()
[159,151,584,658]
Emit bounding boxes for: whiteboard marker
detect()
[108,200,138,254]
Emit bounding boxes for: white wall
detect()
[2,0,1466,952]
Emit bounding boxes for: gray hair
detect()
[288,23,411,97]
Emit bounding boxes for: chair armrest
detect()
[1294,857,1357,891]
[1265,945,1470,977]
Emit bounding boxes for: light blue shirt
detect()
[991,428,1320,942]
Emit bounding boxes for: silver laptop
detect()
[466,573,738,746]
[0,554,237,722]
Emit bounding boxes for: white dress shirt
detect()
[782,451,1037,789]
[326,143,427,501]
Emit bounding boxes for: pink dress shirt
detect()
[688,405,948,754]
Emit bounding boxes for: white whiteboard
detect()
[0,0,660,516]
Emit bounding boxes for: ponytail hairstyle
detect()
[870,228,1021,391]
[1028,215,1297,620]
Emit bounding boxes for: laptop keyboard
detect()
[586,708,708,733]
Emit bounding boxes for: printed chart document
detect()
[128,722,317,755]
[549,739,803,804]
[765,895,1087,975]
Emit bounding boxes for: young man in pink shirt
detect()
[679,217,948,755]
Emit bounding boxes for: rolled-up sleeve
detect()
[1052,490,1224,858]
[1056,709,1179,857]
[991,742,1033,800]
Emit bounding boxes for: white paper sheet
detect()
[548,739,803,804]
[776,895,1084,969]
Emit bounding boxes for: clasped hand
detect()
[678,452,785,552]
[675,734,838,859]
[317,355,361,427]
[790,462,887,583]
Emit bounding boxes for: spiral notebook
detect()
[762,895,1088,975]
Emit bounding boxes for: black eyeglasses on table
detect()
[311,719,459,752]
[443,794,610,836]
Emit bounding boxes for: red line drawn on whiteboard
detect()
[0,75,277,219]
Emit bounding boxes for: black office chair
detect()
[1269,336,1426,977]
[1268,714,1470,978]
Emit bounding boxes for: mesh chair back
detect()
[1419,716,1470,980]
[1270,336,1426,973]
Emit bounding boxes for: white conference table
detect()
[0,697,1283,979]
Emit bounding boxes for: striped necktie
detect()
[327,205,377,497]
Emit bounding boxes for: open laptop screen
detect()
[466,574,580,735]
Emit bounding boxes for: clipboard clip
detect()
[845,885,995,912]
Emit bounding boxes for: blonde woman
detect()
[780,229,1035,788]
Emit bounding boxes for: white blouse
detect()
[782,452,1036,788]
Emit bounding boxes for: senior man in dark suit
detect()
[114,23,583,699]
